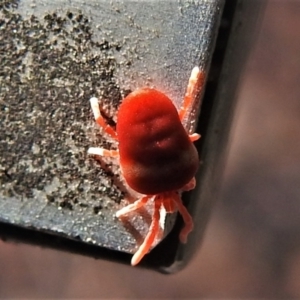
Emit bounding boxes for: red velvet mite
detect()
[88,67,205,266]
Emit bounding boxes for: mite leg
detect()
[181,177,196,192]
[87,147,119,157]
[179,67,205,121]
[90,97,117,139]
[161,194,176,213]
[131,198,162,266]
[189,133,201,142]
[173,193,194,244]
[116,195,152,218]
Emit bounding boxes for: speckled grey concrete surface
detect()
[0,0,223,259]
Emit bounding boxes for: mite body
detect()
[88,67,204,265]
[117,88,199,195]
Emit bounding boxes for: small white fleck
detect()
[31,143,40,154]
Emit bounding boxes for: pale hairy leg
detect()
[87,147,119,157]
[189,133,201,142]
[90,97,117,139]
[115,195,152,217]
[173,193,194,243]
[179,67,205,121]
[131,198,162,266]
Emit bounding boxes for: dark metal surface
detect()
[0,0,263,272]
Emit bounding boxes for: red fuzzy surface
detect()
[116,88,199,194]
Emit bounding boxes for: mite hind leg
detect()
[130,198,162,266]
[173,193,194,244]
[116,195,152,218]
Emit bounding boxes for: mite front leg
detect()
[88,98,119,158]
[87,147,119,157]
[90,97,117,139]
[179,67,205,121]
